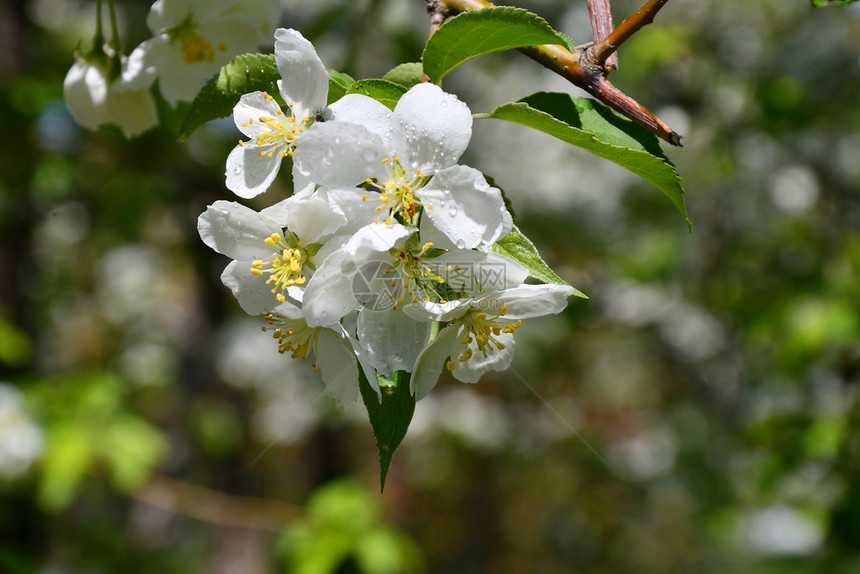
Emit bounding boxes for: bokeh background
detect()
[2,0,860,572]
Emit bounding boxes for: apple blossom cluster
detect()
[64,0,281,137]
[198,28,575,406]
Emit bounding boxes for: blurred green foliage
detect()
[1,0,860,572]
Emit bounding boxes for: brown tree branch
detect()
[586,0,617,70]
[133,473,300,532]
[431,0,681,146]
[589,0,670,67]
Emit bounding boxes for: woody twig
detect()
[426,0,681,146]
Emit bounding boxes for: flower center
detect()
[171,18,218,64]
[364,157,427,226]
[240,97,312,159]
[260,312,319,373]
[446,304,521,371]
[380,242,448,310]
[250,232,309,303]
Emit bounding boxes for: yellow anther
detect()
[238,140,244,146]
[382,158,389,163]
[499,304,508,316]
[277,293,286,303]
[446,361,456,371]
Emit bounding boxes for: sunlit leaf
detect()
[480,92,689,226]
[382,62,424,89]
[345,79,408,111]
[178,53,280,142]
[423,7,572,83]
[490,225,587,296]
[359,370,415,491]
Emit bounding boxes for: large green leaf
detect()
[423,7,572,83]
[345,79,408,111]
[479,92,689,226]
[178,53,280,142]
[359,370,415,491]
[811,0,858,5]
[490,225,587,297]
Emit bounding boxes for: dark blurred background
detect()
[2,0,860,572]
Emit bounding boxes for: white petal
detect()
[320,187,381,235]
[402,297,472,323]
[292,122,385,189]
[343,222,415,256]
[122,37,166,90]
[301,250,360,327]
[316,328,361,408]
[63,62,109,131]
[198,200,280,260]
[410,323,461,400]
[420,165,509,248]
[356,308,431,379]
[393,83,472,173]
[327,94,394,144]
[274,28,329,118]
[220,260,280,315]
[107,72,159,138]
[424,250,528,293]
[450,331,516,383]
[485,284,575,319]
[147,0,194,30]
[232,92,284,138]
[225,143,283,198]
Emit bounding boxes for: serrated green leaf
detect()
[491,225,587,297]
[359,369,415,491]
[327,69,355,105]
[423,7,570,83]
[382,62,424,88]
[345,79,408,111]
[178,53,281,142]
[480,92,689,226]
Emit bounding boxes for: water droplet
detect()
[470,226,478,235]
[440,99,448,107]
[220,209,229,216]
[362,149,376,162]
[233,167,242,175]
[448,205,458,217]
[456,239,466,249]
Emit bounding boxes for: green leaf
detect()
[480,92,689,226]
[178,53,281,142]
[423,7,571,83]
[345,79,408,111]
[327,69,355,105]
[382,62,424,89]
[490,225,587,297]
[359,370,416,491]
[811,0,858,5]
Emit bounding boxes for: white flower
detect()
[293,83,512,248]
[63,58,158,138]
[224,28,332,198]
[258,300,375,408]
[124,0,282,106]
[197,187,376,311]
[408,284,575,399]
[301,221,528,377]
